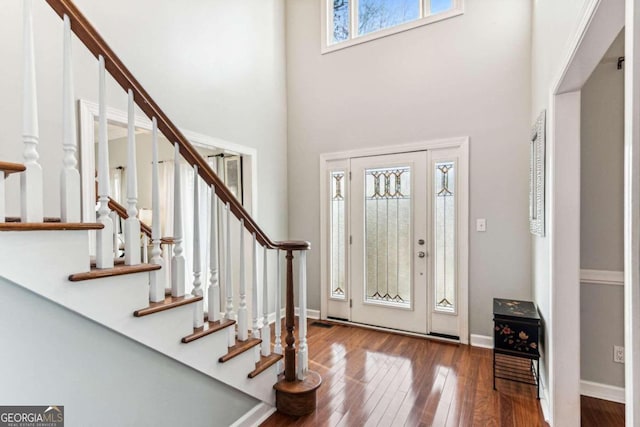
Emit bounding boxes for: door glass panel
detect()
[434,162,456,312]
[364,166,411,307]
[330,171,347,299]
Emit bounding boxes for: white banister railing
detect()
[149,118,165,302]
[192,166,204,328]
[171,143,185,297]
[124,90,141,266]
[237,219,248,341]
[261,246,270,357]
[21,0,43,223]
[297,250,308,380]
[60,14,80,222]
[207,188,221,322]
[95,55,114,269]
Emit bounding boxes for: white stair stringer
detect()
[0,229,279,404]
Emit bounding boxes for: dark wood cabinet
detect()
[493,298,540,398]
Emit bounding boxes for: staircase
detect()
[0,0,320,422]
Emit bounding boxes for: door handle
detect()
[418,251,426,258]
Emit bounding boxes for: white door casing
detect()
[319,137,469,343]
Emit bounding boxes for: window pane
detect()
[358,0,420,36]
[364,167,411,308]
[330,171,346,299]
[430,0,453,14]
[434,162,456,312]
[333,0,350,43]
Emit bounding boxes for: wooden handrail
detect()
[45,0,278,249]
[107,197,152,238]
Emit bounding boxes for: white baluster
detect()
[274,249,282,355]
[21,0,43,223]
[225,202,235,347]
[110,211,119,258]
[207,188,221,322]
[142,234,149,263]
[274,249,283,372]
[297,250,308,380]
[95,55,114,269]
[60,14,80,222]
[149,117,165,302]
[0,173,5,222]
[192,166,204,328]
[261,246,270,356]
[124,90,141,265]
[252,233,260,340]
[237,219,248,341]
[171,144,185,297]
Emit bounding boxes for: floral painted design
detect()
[495,323,538,353]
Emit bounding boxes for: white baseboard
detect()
[267,307,320,325]
[295,306,320,320]
[229,402,276,427]
[581,380,625,404]
[469,334,493,349]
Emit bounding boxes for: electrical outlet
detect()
[476,218,486,232]
[614,345,625,364]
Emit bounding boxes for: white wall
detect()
[0,276,258,427]
[0,0,288,243]
[530,0,593,402]
[580,31,625,388]
[286,0,532,337]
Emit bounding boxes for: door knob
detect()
[418,251,426,258]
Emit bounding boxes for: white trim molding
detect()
[580,269,624,286]
[229,403,276,427]
[320,0,464,54]
[581,380,626,404]
[469,334,493,349]
[78,99,258,226]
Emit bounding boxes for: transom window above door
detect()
[323,0,464,53]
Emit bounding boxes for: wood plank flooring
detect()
[262,321,547,426]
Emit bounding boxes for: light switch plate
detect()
[476,218,486,232]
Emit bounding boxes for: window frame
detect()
[321,0,464,54]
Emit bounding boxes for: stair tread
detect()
[0,161,26,175]
[219,338,262,363]
[181,319,236,343]
[69,263,161,282]
[5,216,61,223]
[0,222,103,231]
[248,353,283,379]
[134,295,203,317]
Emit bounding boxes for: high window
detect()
[324,0,464,52]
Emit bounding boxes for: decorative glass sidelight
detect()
[364,166,411,307]
[330,171,347,299]
[434,162,456,312]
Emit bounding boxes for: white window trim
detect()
[321,0,464,54]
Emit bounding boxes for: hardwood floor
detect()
[581,396,625,427]
[261,321,547,426]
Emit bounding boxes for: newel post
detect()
[274,241,321,417]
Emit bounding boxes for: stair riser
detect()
[0,230,90,286]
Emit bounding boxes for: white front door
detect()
[323,141,468,340]
[350,152,428,334]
